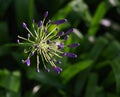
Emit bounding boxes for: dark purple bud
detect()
[62,52,67,56]
[38,20,42,27]
[32,19,35,23]
[22,22,27,29]
[26,58,30,66]
[31,52,34,56]
[64,35,69,40]
[57,31,64,36]
[46,40,50,44]
[66,28,74,35]
[68,43,80,48]
[47,19,51,24]
[28,34,30,38]
[66,53,77,58]
[45,68,50,72]
[58,43,64,49]
[56,60,62,64]
[44,11,48,18]
[53,66,62,74]
[44,27,47,33]
[17,39,20,43]
[52,19,67,25]
[61,42,64,46]
[54,42,56,44]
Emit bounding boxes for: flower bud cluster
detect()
[17,11,80,74]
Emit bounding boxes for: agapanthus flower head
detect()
[17,11,79,74]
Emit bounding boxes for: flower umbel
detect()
[17,11,79,74]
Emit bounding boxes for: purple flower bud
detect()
[38,20,42,27]
[31,52,34,56]
[58,43,64,49]
[47,19,51,24]
[44,27,47,33]
[17,39,20,43]
[64,35,69,40]
[22,22,27,29]
[52,19,67,25]
[28,34,30,38]
[21,59,32,68]
[46,40,50,44]
[66,28,74,35]
[57,31,64,36]
[62,52,67,56]
[66,53,77,58]
[53,66,62,74]
[68,43,80,48]
[26,58,30,66]
[56,60,61,64]
[44,11,48,18]
[32,19,35,23]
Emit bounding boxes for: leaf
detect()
[0,70,21,92]
[102,71,115,88]
[5,91,21,97]
[102,41,120,60]
[70,0,92,24]
[88,1,109,36]
[27,68,63,89]
[0,0,12,18]
[95,60,110,69]
[0,22,10,56]
[0,22,9,44]
[84,73,98,97]
[52,3,71,20]
[107,93,119,97]
[0,90,20,97]
[87,37,108,60]
[74,69,90,97]
[111,57,120,94]
[96,87,105,97]
[61,60,93,84]
[14,0,34,30]
[53,0,92,28]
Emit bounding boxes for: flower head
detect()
[53,66,62,74]
[22,22,27,29]
[17,11,79,74]
[52,19,67,25]
[44,11,48,18]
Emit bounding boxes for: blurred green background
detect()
[0,0,120,97]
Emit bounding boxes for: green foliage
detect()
[88,1,109,36]
[0,70,20,92]
[0,0,120,97]
[61,60,93,84]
